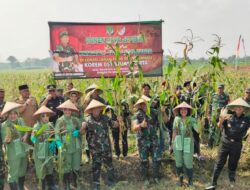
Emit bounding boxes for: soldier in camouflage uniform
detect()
[81,100,117,190]
[132,96,168,185]
[208,84,230,148]
[53,31,80,73]
[0,122,4,190]
[1,102,29,190]
[55,100,82,190]
[83,84,107,162]
[31,106,57,190]
[0,88,6,190]
[0,88,6,123]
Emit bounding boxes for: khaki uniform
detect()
[15,97,38,127]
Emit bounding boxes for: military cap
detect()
[245,88,250,93]
[176,85,183,90]
[57,88,63,93]
[218,84,224,89]
[0,88,4,92]
[59,31,69,38]
[47,84,56,90]
[18,84,29,91]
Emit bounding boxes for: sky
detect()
[0,0,249,61]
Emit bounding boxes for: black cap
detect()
[176,85,183,90]
[18,84,29,91]
[142,83,151,90]
[47,85,56,90]
[56,88,63,92]
[0,88,4,92]
[245,88,250,93]
[184,81,197,88]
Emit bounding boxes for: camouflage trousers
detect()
[91,151,115,187]
[138,142,161,180]
[0,153,5,190]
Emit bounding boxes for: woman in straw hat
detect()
[81,99,117,190]
[0,102,29,190]
[206,98,250,190]
[172,101,198,187]
[55,100,82,190]
[31,106,57,190]
[132,96,168,186]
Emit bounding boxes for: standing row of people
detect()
[0,82,249,190]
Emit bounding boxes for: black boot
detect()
[46,174,57,190]
[153,161,161,183]
[176,167,184,186]
[186,168,193,186]
[18,176,25,190]
[42,178,46,190]
[107,168,115,187]
[70,171,79,189]
[205,169,221,190]
[92,182,100,190]
[63,173,70,190]
[9,182,18,190]
[140,161,149,181]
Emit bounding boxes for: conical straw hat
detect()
[173,101,193,115]
[0,102,22,116]
[227,98,250,110]
[57,100,79,112]
[85,84,103,94]
[134,98,147,109]
[84,99,106,114]
[33,106,55,118]
[64,88,83,98]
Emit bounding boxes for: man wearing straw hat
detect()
[132,96,168,185]
[205,98,250,190]
[31,106,57,190]
[81,99,117,190]
[1,102,30,190]
[83,84,106,108]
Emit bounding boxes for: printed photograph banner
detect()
[48,21,163,79]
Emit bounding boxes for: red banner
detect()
[48,21,163,79]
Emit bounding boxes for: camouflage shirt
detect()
[132,108,159,146]
[85,114,112,154]
[211,92,230,117]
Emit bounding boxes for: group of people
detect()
[0,81,249,190]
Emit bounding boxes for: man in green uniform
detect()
[132,96,168,185]
[208,84,230,148]
[1,102,29,190]
[53,31,81,73]
[81,100,117,190]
